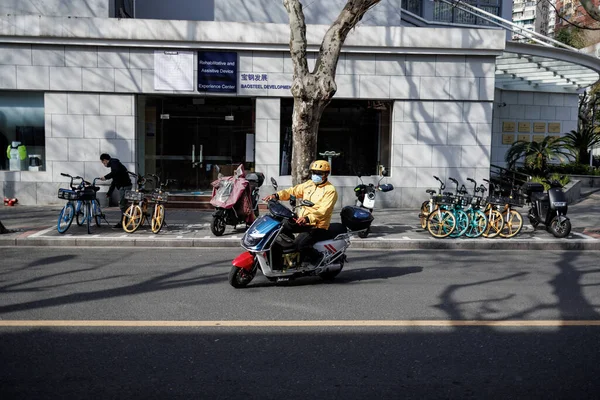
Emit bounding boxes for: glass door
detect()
[144,96,255,193]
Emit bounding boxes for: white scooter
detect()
[353,171,394,238]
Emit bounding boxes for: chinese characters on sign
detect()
[198,51,237,93]
[240,73,292,90]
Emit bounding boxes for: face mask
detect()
[311,174,323,184]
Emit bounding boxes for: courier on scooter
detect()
[262,160,338,264]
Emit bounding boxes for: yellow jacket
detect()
[277,180,338,229]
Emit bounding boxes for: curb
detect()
[1,236,599,250]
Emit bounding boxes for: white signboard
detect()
[238,72,292,96]
[154,50,194,91]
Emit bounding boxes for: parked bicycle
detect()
[57,173,106,234]
[122,173,174,234]
[420,176,457,238]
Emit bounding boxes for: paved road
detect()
[1,247,599,399]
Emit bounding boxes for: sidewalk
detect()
[1,189,600,250]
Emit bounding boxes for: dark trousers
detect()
[281,220,329,259]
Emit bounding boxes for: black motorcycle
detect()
[523,179,571,238]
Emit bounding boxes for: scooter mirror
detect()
[270,177,278,190]
[300,199,315,207]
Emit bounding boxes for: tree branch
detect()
[545,0,600,31]
[314,0,381,78]
[283,0,309,78]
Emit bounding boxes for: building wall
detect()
[0,40,497,208]
[251,54,496,208]
[134,0,402,26]
[491,88,578,168]
[0,0,108,18]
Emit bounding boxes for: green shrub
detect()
[530,174,570,190]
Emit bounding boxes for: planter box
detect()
[570,175,600,188]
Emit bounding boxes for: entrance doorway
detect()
[142,96,255,192]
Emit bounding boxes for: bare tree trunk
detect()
[284,0,381,184]
[0,220,9,234]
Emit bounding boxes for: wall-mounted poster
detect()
[548,122,561,133]
[502,121,516,132]
[532,135,545,143]
[517,134,530,142]
[518,122,531,132]
[502,134,515,145]
[533,122,546,133]
[154,50,194,91]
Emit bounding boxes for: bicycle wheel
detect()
[75,200,86,226]
[499,209,524,238]
[92,199,102,226]
[427,208,456,238]
[151,204,165,234]
[123,204,143,233]
[449,209,469,238]
[465,209,487,238]
[482,209,504,238]
[419,201,430,229]
[57,202,75,233]
[86,201,92,234]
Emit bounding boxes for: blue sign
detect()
[197,51,237,93]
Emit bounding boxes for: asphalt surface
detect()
[1,188,600,250]
[2,247,600,399]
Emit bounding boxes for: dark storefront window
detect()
[280,99,391,177]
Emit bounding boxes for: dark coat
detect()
[104,158,131,195]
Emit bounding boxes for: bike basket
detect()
[57,188,79,200]
[457,196,471,207]
[433,194,454,205]
[151,192,168,202]
[78,187,97,201]
[488,196,506,205]
[125,190,144,201]
[470,196,483,207]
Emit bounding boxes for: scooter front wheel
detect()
[228,265,257,288]
[211,216,226,236]
[549,217,571,238]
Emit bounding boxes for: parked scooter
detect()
[523,179,571,238]
[228,178,373,288]
[353,171,394,238]
[210,164,264,236]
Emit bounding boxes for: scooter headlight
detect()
[243,230,265,247]
[552,202,567,207]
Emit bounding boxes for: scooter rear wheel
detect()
[549,217,571,238]
[211,216,226,236]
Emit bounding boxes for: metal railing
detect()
[435,0,578,51]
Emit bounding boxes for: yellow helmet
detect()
[310,160,330,172]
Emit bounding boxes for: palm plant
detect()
[505,136,574,172]
[564,127,600,164]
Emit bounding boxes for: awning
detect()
[495,42,600,93]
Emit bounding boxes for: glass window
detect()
[433,0,500,26]
[280,99,392,177]
[0,91,45,171]
[402,0,422,16]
